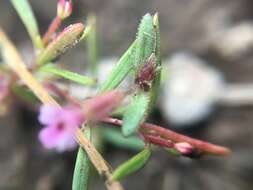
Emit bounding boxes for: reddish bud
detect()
[57,0,73,20]
[83,90,125,122]
[174,142,194,155]
[135,53,157,91]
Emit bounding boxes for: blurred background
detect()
[1,0,253,189]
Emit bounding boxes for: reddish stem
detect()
[102,117,231,156]
[42,17,62,46]
[142,134,174,148]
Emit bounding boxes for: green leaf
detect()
[36,23,84,65]
[99,14,154,93]
[149,13,162,107]
[134,13,154,70]
[99,40,136,92]
[153,13,161,67]
[10,0,43,49]
[112,146,151,181]
[87,14,98,75]
[120,14,158,137]
[72,126,91,190]
[40,64,96,86]
[122,93,150,136]
[102,127,145,151]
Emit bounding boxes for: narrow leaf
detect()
[134,13,154,70]
[112,146,151,181]
[36,23,84,65]
[120,14,156,137]
[10,0,43,49]
[72,126,91,190]
[98,15,155,93]
[40,64,96,86]
[149,13,162,107]
[122,93,150,136]
[153,13,161,67]
[102,127,145,151]
[99,40,136,92]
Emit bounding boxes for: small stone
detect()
[161,52,224,126]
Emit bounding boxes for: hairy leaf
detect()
[122,93,150,136]
[120,14,156,136]
[134,13,154,70]
[149,13,162,107]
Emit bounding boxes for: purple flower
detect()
[38,105,84,152]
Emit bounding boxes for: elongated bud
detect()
[36,23,84,65]
[174,142,194,155]
[57,0,72,20]
[84,90,125,121]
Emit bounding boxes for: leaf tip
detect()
[153,12,159,27]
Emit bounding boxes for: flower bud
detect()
[57,0,72,20]
[174,142,194,155]
[83,90,125,122]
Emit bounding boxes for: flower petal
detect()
[61,106,84,126]
[38,105,61,125]
[38,121,78,152]
[38,125,61,149]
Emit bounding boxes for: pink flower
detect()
[38,105,84,152]
[57,0,73,20]
[38,90,125,152]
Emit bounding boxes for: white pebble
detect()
[161,52,224,126]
